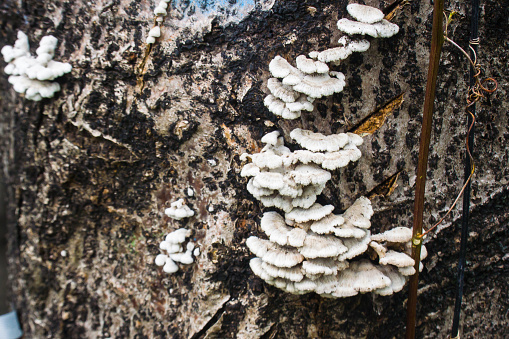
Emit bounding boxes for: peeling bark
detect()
[0,0,508,338]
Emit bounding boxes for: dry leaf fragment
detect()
[351,92,404,137]
[367,171,402,199]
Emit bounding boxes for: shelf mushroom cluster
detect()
[242,132,427,296]
[264,4,399,119]
[155,199,197,275]
[264,56,344,119]
[155,228,200,274]
[146,0,172,44]
[337,4,400,39]
[1,31,72,101]
[241,130,363,212]
[243,4,427,297]
[164,198,195,220]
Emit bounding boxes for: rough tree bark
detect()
[0,0,508,338]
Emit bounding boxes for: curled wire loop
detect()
[420,42,498,238]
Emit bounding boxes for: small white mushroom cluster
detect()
[264,4,399,119]
[370,227,428,280]
[1,31,72,101]
[155,228,200,274]
[310,4,399,65]
[164,198,195,220]
[264,55,345,119]
[247,196,426,297]
[240,130,362,213]
[337,4,399,38]
[312,4,398,64]
[147,0,172,44]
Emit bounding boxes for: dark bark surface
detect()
[0,0,508,337]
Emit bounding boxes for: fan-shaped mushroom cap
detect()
[246,178,274,198]
[398,265,416,276]
[261,261,304,282]
[371,227,413,243]
[249,258,275,282]
[286,203,335,223]
[289,164,331,186]
[267,78,300,103]
[250,151,284,169]
[259,194,294,213]
[290,128,350,152]
[269,55,299,78]
[333,225,367,239]
[315,39,370,63]
[253,172,285,190]
[283,150,325,167]
[342,196,373,228]
[286,95,315,112]
[246,237,304,267]
[296,55,330,74]
[261,212,293,246]
[261,130,281,145]
[292,72,346,98]
[302,258,349,275]
[287,227,308,247]
[264,94,312,120]
[294,278,318,292]
[338,231,371,260]
[347,260,391,293]
[346,4,385,24]
[241,163,260,177]
[299,234,348,258]
[310,214,345,234]
[379,250,415,268]
[337,18,400,38]
[321,148,361,170]
[374,265,407,296]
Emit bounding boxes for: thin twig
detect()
[405,0,445,337]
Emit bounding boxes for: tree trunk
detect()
[1,0,508,337]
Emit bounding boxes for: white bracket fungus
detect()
[164,198,195,220]
[241,130,363,213]
[295,55,329,74]
[146,0,171,44]
[245,196,423,297]
[1,31,72,101]
[155,228,199,274]
[337,4,399,39]
[241,4,425,298]
[313,37,371,64]
[336,18,399,38]
[346,4,385,24]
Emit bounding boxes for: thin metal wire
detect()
[419,49,497,239]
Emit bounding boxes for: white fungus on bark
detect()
[164,198,195,220]
[314,37,371,64]
[295,55,329,74]
[241,4,427,298]
[155,228,198,275]
[147,0,172,43]
[1,31,72,101]
[336,18,399,38]
[346,4,385,24]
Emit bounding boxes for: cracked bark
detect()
[0,0,508,338]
